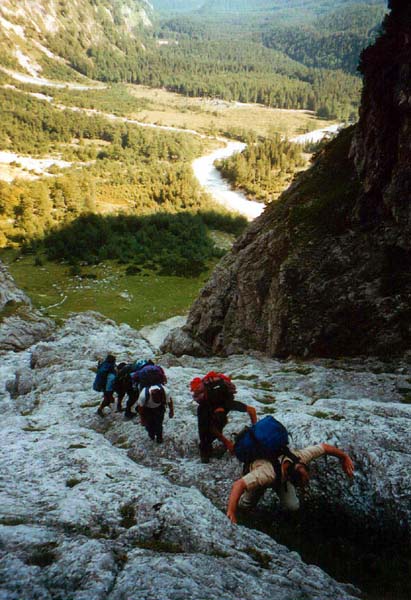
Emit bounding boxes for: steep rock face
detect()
[164,2,411,359]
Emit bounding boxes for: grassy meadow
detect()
[1,250,216,328]
[113,84,334,139]
[47,83,335,139]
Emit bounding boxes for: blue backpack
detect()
[93,360,115,392]
[234,416,290,464]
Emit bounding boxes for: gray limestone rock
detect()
[0,312,369,600]
[0,262,30,311]
[1,311,410,599]
[0,261,56,353]
[0,310,56,353]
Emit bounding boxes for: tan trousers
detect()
[239,482,300,512]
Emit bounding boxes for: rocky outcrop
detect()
[163,2,411,359]
[0,261,55,352]
[0,262,30,310]
[0,312,364,600]
[2,310,411,598]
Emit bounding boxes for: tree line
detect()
[260,5,385,74]
[42,10,367,121]
[28,211,247,277]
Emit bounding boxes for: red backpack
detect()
[190,372,236,408]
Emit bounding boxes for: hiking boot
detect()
[116,405,123,413]
[124,411,135,420]
[97,408,104,417]
[156,436,163,444]
[200,454,210,464]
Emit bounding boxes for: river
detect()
[192,141,265,221]
[192,128,343,221]
[0,76,342,221]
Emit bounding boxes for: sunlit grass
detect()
[41,82,335,140]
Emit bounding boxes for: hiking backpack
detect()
[234,416,290,464]
[93,361,114,392]
[202,372,236,409]
[144,384,167,407]
[133,364,167,388]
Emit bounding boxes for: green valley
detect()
[0,0,387,326]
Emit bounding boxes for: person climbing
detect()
[190,371,257,464]
[125,361,167,420]
[118,359,153,419]
[226,416,354,524]
[93,354,117,417]
[112,362,127,412]
[137,383,174,443]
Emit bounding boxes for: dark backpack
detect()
[203,375,236,410]
[144,385,166,407]
[135,364,167,388]
[234,416,291,464]
[93,360,114,392]
[114,363,135,392]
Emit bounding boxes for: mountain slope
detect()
[261,4,386,73]
[163,0,411,359]
[197,0,384,16]
[0,0,152,81]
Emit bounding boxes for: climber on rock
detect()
[137,383,174,444]
[94,354,117,417]
[190,372,257,463]
[226,416,354,524]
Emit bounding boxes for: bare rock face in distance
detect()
[163,2,411,360]
[0,261,55,352]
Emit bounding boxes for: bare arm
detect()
[226,478,247,524]
[246,405,257,425]
[168,397,174,418]
[212,428,234,453]
[321,443,354,477]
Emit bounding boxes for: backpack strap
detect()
[281,446,303,465]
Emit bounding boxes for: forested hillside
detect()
[261,4,386,73]
[156,0,384,18]
[151,2,385,119]
[0,0,387,283]
[0,0,385,120]
[0,81,249,275]
[0,0,152,82]
[152,0,203,10]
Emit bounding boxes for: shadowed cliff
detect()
[163,0,411,358]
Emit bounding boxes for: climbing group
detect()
[93,354,354,524]
[93,355,173,444]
